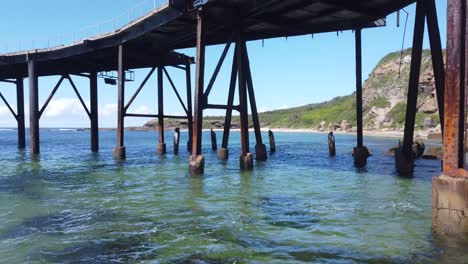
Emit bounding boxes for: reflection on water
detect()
[0,129,465,263]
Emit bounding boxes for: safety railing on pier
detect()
[2,0,167,54]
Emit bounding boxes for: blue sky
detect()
[0,0,447,128]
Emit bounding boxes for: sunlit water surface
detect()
[0,129,467,263]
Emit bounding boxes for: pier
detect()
[0,0,467,236]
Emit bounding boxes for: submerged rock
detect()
[423,146,443,160]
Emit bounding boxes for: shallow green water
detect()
[0,129,467,263]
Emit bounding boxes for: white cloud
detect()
[101,103,117,117]
[44,98,89,118]
[0,105,13,117]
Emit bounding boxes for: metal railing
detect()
[3,0,167,54]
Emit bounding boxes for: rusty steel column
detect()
[157,67,166,155]
[242,41,267,161]
[217,51,238,161]
[16,78,25,149]
[425,0,445,132]
[353,29,370,167]
[237,32,253,170]
[28,60,40,155]
[90,72,99,152]
[432,0,468,236]
[395,1,425,175]
[186,62,193,153]
[113,44,126,160]
[189,7,206,175]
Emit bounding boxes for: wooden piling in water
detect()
[174,127,180,155]
[210,128,217,150]
[268,130,276,152]
[328,132,336,157]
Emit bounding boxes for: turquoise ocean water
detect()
[0,129,467,263]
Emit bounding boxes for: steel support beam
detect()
[90,72,99,152]
[353,29,370,167]
[443,0,467,174]
[28,60,40,155]
[189,8,206,174]
[186,62,193,153]
[157,66,166,155]
[396,1,425,175]
[425,0,445,133]
[242,41,267,161]
[16,78,25,149]
[217,50,238,160]
[114,45,126,160]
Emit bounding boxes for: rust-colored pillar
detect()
[425,0,445,131]
[186,62,193,153]
[217,50,238,161]
[268,130,276,152]
[432,0,468,236]
[113,44,126,160]
[237,33,253,170]
[189,7,206,175]
[210,128,217,150]
[28,60,40,155]
[16,78,25,149]
[395,1,425,175]
[352,29,370,167]
[242,41,267,161]
[90,72,99,152]
[157,67,166,155]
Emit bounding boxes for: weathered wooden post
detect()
[113,44,126,160]
[16,78,25,149]
[189,7,206,175]
[432,0,468,235]
[268,130,276,152]
[174,127,180,155]
[210,128,217,150]
[157,67,167,155]
[28,59,40,155]
[90,72,99,152]
[328,131,336,157]
[352,29,370,167]
[395,0,425,175]
[186,62,193,153]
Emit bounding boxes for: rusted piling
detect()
[28,59,39,155]
[90,72,99,152]
[353,29,369,167]
[210,128,217,150]
[237,31,253,170]
[113,45,126,160]
[328,131,336,156]
[173,127,180,155]
[189,7,206,175]
[432,0,468,236]
[396,0,425,175]
[16,78,25,149]
[157,67,166,156]
[268,130,276,152]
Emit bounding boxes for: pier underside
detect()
[1,0,467,237]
